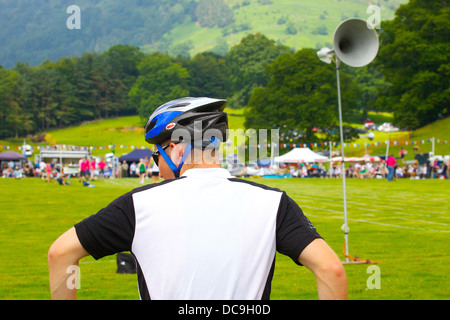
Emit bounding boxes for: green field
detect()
[0,176,448,300]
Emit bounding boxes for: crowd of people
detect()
[117,157,160,184]
[1,154,163,185]
[292,157,449,181]
[2,159,44,180]
[78,156,106,182]
[2,152,449,184]
[1,156,107,186]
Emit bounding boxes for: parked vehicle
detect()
[377,122,399,132]
[363,119,375,130]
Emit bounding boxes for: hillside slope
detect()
[1,0,406,68]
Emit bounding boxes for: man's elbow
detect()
[48,241,66,266]
[48,237,76,266]
[48,227,88,266]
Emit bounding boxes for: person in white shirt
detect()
[150,157,160,183]
[48,97,347,300]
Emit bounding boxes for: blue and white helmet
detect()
[144,97,228,177]
[144,97,228,145]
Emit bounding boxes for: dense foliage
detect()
[0,33,293,139]
[375,0,449,129]
[0,45,144,138]
[245,49,359,143]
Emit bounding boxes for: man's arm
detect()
[298,238,348,300]
[48,227,89,300]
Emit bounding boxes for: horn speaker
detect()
[333,18,379,67]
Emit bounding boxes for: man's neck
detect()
[180,163,221,176]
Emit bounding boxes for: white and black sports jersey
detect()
[75,168,321,300]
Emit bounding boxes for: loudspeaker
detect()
[333,18,379,67]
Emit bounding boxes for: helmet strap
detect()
[156,143,193,178]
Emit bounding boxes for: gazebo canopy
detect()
[119,149,153,162]
[0,151,26,161]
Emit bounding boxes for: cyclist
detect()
[48,97,347,300]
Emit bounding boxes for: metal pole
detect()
[432,137,435,156]
[336,58,349,262]
[329,141,333,179]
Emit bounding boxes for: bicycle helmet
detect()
[144,97,228,177]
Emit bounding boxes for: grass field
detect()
[0,175,448,300]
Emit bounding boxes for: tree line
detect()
[0,34,294,140]
[0,0,447,143]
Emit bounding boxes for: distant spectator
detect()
[39,161,46,180]
[56,170,71,185]
[121,161,129,178]
[395,166,403,178]
[386,154,397,182]
[98,158,106,179]
[13,166,23,179]
[151,159,160,183]
[138,159,146,184]
[45,163,52,183]
[2,166,11,178]
[424,160,432,179]
[23,162,34,177]
[399,148,407,159]
[130,162,137,177]
[439,162,447,179]
[90,157,96,180]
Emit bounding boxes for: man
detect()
[89,157,96,180]
[98,157,106,180]
[48,97,347,300]
[150,155,160,183]
[399,148,407,160]
[386,154,397,182]
[138,158,146,184]
[82,157,90,181]
[129,161,137,177]
[121,160,129,178]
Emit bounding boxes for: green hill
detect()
[159,0,406,57]
[0,0,406,68]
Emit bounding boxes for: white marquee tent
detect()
[274,148,329,163]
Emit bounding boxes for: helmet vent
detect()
[167,102,189,109]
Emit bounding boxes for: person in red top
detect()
[98,158,106,179]
[45,163,52,183]
[89,158,96,180]
[386,154,397,181]
[80,157,90,181]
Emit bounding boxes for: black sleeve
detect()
[74,192,136,260]
[276,192,322,265]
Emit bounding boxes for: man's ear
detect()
[170,142,185,167]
